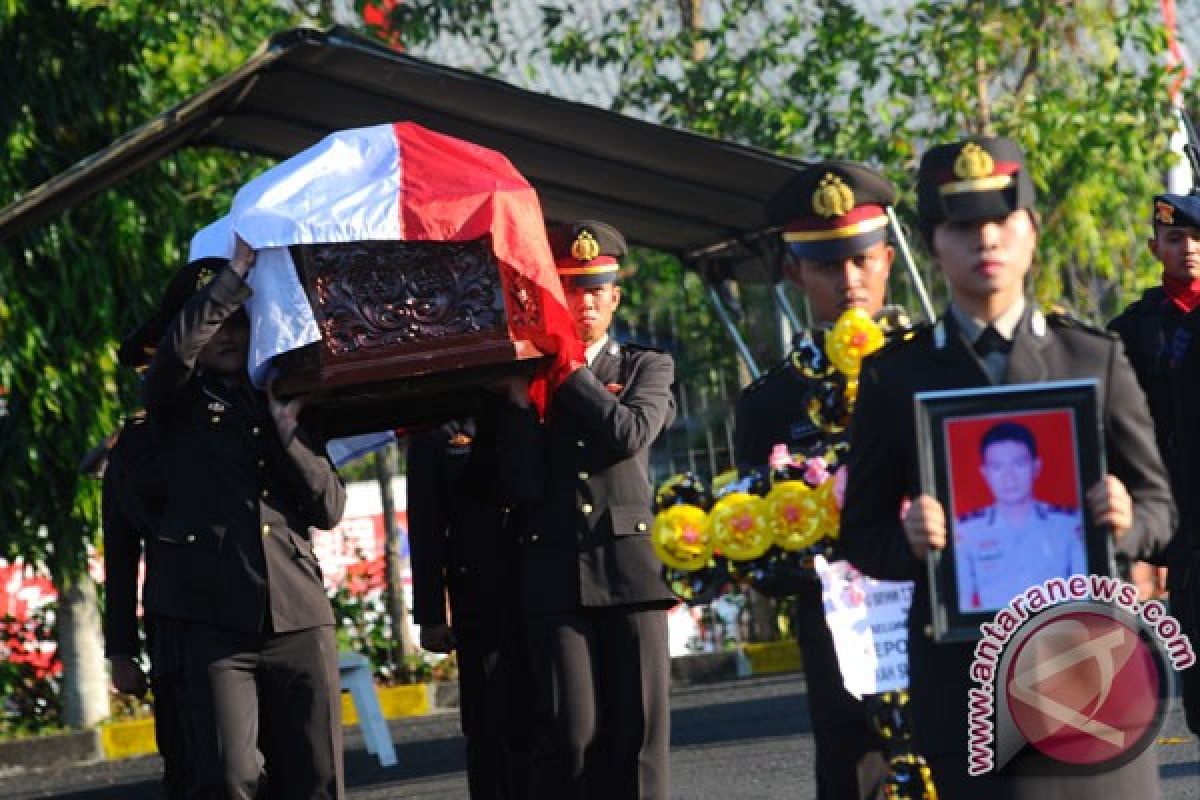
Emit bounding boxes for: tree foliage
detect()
[0,0,298,580]
[367,1,1188,367]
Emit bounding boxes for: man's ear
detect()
[881,244,896,274]
[611,284,622,308]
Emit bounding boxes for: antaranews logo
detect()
[966,574,1195,777]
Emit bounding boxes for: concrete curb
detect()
[0,642,802,769]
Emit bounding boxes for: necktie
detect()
[974,326,1012,358]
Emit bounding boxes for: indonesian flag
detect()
[195,122,582,415]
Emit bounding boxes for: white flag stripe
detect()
[231,124,402,249]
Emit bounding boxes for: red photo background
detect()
[943,408,1081,519]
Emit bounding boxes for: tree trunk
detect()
[375,444,419,662]
[55,576,109,729]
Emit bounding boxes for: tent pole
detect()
[705,281,761,381]
[887,206,935,321]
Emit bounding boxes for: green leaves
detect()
[0,0,294,577]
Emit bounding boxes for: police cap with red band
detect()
[767,161,896,261]
[917,136,1035,227]
[548,220,628,289]
[117,257,227,368]
[1152,193,1200,229]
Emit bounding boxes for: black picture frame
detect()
[914,380,1111,642]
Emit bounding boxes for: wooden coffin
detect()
[273,236,547,438]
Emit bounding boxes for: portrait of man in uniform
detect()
[946,415,1087,612]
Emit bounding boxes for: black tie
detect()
[974,326,1012,358]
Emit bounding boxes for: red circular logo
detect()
[1005,610,1163,766]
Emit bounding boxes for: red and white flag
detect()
[202,122,580,411]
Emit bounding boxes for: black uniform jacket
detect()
[407,413,540,627]
[734,334,833,471]
[1110,287,1200,558]
[840,308,1175,756]
[506,341,678,615]
[102,415,166,658]
[142,266,346,634]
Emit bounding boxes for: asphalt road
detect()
[2,673,1196,799]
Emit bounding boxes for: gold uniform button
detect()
[252,426,261,436]
[576,439,586,448]
[578,471,589,481]
[530,534,540,542]
[636,522,648,532]
[185,534,197,543]
[581,503,593,514]
[257,459,266,468]
[261,489,269,499]
[210,415,220,424]
[261,524,270,536]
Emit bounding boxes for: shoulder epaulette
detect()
[1046,310,1118,340]
[870,322,930,359]
[740,358,791,396]
[957,507,987,524]
[618,341,668,355]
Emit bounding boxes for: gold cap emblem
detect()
[570,230,601,262]
[195,266,215,291]
[1156,200,1176,225]
[812,173,856,218]
[954,142,995,180]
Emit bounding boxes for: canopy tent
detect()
[0,26,806,264]
[0,26,932,376]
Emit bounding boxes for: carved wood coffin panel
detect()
[275,236,546,436]
[298,237,509,357]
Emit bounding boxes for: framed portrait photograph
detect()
[914,380,1112,642]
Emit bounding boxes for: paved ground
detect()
[2,673,1197,799]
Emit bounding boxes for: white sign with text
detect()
[814,555,914,698]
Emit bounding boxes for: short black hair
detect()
[980,420,1037,460]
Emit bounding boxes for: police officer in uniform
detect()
[102,408,192,798]
[954,421,1086,612]
[840,137,1174,797]
[407,412,538,799]
[735,162,900,798]
[143,237,347,800]
[502,220,677,800]
[102,288,221,798]
[1109,191,1200,735]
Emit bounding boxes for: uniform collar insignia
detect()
[207,401,225,413]
[1031,309,1046,337]
[448,432,472,448]
[607,341,620,356]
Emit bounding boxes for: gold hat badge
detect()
[1156,200,1176,225]
[195,266,216,291]
[570,230,601,262]
[812,173,856,218]
[953,142,995,180]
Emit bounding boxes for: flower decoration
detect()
[651,504,713,571]
[811,478,841,540]
[708,492,772,561]
[826,308,885,378]
[763,480,824,551]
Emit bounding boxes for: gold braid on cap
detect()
[812,173,855,218]
[195,266,216,291]
[570,230,601,262]
[1156,200,1176,225]
[953,142,994,179]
